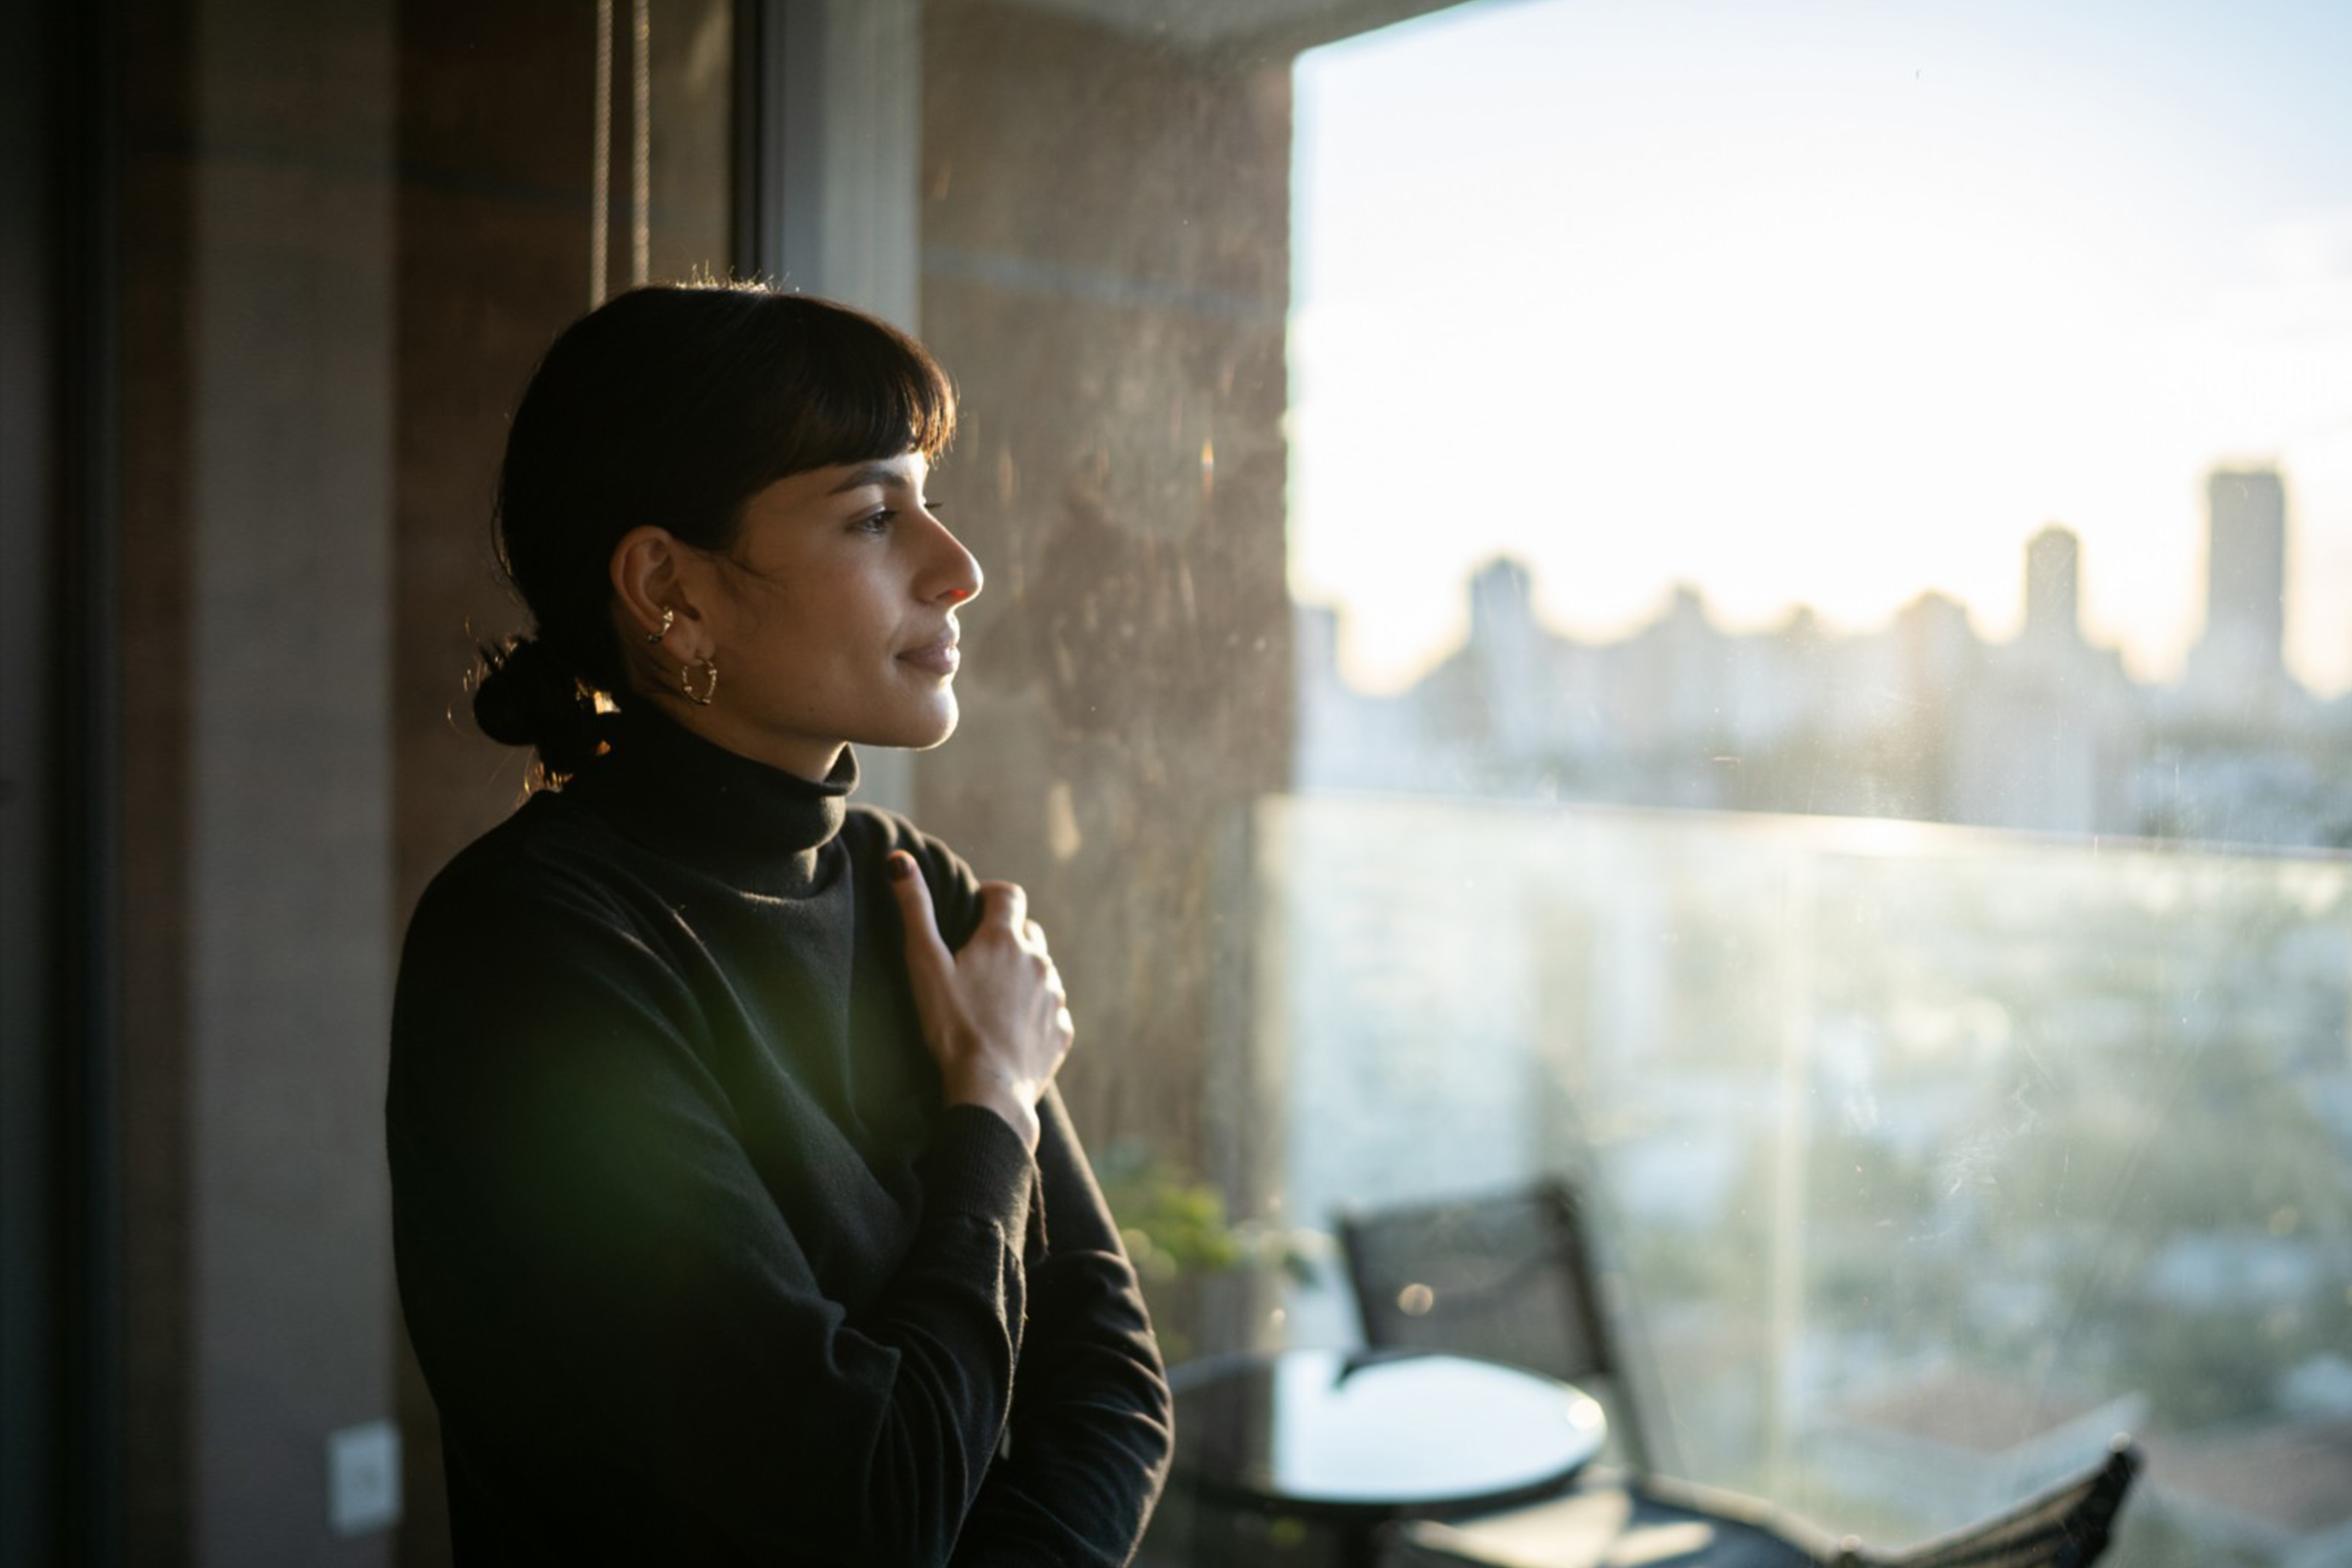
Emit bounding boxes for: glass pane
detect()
[903,3,2351,1564]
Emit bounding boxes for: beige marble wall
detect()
[917,3,1300,1327]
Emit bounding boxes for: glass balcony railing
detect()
[1245,793,2352,1564]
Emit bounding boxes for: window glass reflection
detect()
[920,4,2352,1565]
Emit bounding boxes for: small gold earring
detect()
[680,657,719,706]
[646,607,676,643]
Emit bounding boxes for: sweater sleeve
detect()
[387,864,1035,1566]
[950,1086,1174,1567]
[889,827,1175,1566]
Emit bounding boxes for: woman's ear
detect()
[609,526,710,654]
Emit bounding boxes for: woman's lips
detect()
[897,633,960,676]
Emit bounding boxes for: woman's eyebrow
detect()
[826,461,918,496]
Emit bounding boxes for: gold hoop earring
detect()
[645,607,676,643]
[680,657,718,706]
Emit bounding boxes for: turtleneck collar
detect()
[568,703,857,898]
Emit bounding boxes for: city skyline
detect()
[1302,464,2331,709]
[1297,456,2351,850]
[1287,0,2352,698]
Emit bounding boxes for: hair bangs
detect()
[748,299,958,483]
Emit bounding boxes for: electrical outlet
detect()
[326,1420,402,1537]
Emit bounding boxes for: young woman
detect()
[386,284,1172,1564]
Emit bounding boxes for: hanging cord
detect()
[591,0,614,306]
[631,0,652,286]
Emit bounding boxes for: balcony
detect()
[1231,793,2352,1563]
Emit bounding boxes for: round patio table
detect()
[1169,1347,1607,1547]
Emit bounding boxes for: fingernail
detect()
[889,853,913,882]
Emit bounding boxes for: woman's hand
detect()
[890,853,1072,1152]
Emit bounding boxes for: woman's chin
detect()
[870,698,959,753]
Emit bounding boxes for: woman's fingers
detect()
[888,854,955,1031]
[978,879,1028,935]
[890,866,1074,1151]
[888,853,948,961]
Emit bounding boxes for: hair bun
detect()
[472,634,606,780]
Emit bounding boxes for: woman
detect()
[386,284,1172,1564]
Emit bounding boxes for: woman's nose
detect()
[927,516,984,606]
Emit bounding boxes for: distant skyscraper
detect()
[1468,556,1537,649]
[2201,467,2288,679]
[2023,524,2081,650]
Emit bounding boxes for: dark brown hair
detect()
[471,283,957,781]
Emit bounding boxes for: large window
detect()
[1265,5,2351,1563]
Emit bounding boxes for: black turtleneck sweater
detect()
[386,710,1172,1565]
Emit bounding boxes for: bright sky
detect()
[1289,0,2352,695]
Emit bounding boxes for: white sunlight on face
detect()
[1289,0,2352,695]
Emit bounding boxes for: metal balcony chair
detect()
[1377,1440,2141,1568]
[1335,1178,1659,1474]
[1836,1439,2141,1568]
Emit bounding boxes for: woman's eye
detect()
[855,509,896,535]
